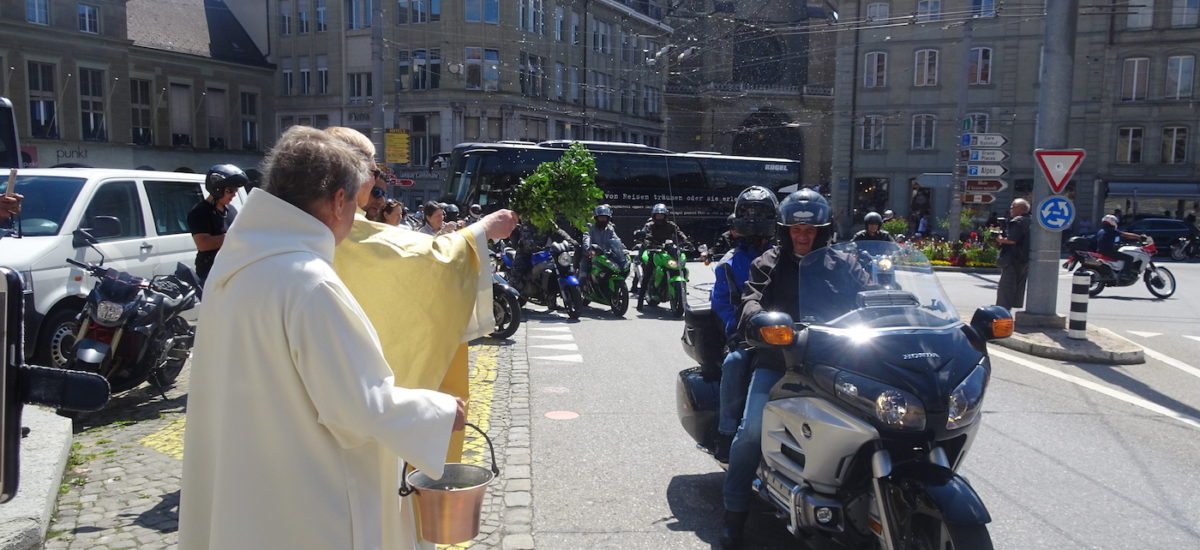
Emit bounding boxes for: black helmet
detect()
[777,188,833,253]
[732,185,779,238]
[864,211,884,226]
[594,204,613,218]
[205,164,248,196]
[443,203,461,222]
[651,203,669,216]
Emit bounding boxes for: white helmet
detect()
[1102,214,1119,227]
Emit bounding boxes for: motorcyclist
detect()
[511,218,578,294]
[636,203,689,303]
[707,214,738,262]
[188,164,247,284]
[720,188,873,548]
[581,205,627,281]
[710,186,777,463]
[1095,214,1145,279]
[466,203,483,224]
[852,211,895,242]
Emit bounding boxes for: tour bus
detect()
[440,140,802,245]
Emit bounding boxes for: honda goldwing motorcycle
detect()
[635,239,689,317]
[678,241,1011,549]
[490,251,522,339]
[1063,236,1175,298]
[63,235,200,399]
[581,244,631,317]
[509,241,584,320]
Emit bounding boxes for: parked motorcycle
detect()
[1170,234,1200,261]
[634,239,689,317]
[508,241,584,320]
[63,248,200,399]
[1064,235,1176,298]
[678,240,1011,549]
[490,256,522,339]
[581,244,631,317]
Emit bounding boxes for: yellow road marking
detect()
[139,417,186,460]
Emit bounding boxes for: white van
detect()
[0,168,246,366]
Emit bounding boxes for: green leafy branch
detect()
[510,142,603,233]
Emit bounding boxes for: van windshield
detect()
[4,176,86,236]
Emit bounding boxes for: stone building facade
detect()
[0,0,275,173]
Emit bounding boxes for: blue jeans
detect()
[723,367,784,513]
[718,347,751,435]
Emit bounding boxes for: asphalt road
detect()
[522,258,1200,549]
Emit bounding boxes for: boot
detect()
[719,510,748,549]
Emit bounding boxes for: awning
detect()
[1106,182,1200,199]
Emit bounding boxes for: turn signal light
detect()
[991,318,1013,338]
[758,325,794,346]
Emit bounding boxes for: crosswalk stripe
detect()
[532,326,572,332]
[530,343,579,351]
[529,334,575,341]
[531,354,584,363]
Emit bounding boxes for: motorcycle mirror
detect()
[746,312,797,348]
[970,305,1013,340]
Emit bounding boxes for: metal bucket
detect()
[402,423,499,545]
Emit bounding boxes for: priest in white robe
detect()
[180,126,465,550]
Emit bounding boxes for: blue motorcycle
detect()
[505,241,583,320]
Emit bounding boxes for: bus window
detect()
[666,157,705,190]
[593,153,626,189]
[618,154,670,189]
[699,157,800,191]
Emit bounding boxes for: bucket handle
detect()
[400,422,499,497]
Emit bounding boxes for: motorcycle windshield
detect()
[794,241,960,330]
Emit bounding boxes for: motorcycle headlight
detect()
[834,371,926,430]
[557,253,573,267]
[877,257,893,271]
[667,260,679,269]
[96,300,125,324]
[946,361,989,430]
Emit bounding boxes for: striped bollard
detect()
[1068,270,1090,340]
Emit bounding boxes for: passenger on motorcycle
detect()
[710,186,777,463]
[581,205,627,276]
[851,211,895,242]
[1095,214,1145,278]
[721,188,873,548]
[637,203,689,297]
[511,219,579,291]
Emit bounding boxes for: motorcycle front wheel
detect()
[1145,266,1176,298]
[908,514,994,550]
[490,289,522,339]
[610,281,629,318]
[669,280,686,317]
[1171,242,1187,261]
[563,285,584,320]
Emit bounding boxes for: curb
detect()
[931,265,1000,274]
[0,407,72,550]
[993,326,1144,364]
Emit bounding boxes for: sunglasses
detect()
[371,168,385,179]
[370,187,387,198]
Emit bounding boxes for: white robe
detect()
[179,189,457,550]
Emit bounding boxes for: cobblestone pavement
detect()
[43,327,532,550]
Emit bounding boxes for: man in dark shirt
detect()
[995,198,1031,310]
[851,211,895,242]
[188,165,247,284]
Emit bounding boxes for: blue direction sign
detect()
[1036,196,1075,232]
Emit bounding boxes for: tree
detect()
[510,142,603,232]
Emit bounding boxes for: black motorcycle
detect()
[678,241,1011,549]
[63,249,200,398]
[490,255,522,339]
[1170,234,1200,261]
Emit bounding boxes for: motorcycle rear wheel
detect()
[610,282,629,318]
[1088,271,1105,296]
[1145,266,1176,298]
[490,290,522,339]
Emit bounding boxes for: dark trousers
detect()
[997,261,1028,310]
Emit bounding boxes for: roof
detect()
[126,0,270,67]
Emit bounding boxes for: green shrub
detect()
[510,142,603,232]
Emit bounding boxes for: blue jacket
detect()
[710,242,770,337]
[1095,226,1121,255]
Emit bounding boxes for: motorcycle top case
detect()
[680,302,725,378]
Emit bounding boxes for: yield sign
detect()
[1035,149,1086,194]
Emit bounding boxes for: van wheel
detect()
[39,309,80,369]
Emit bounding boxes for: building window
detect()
[299,57,311,95]
[914,49,938,86]
[79,68,105,141]
[484,49,499,91]
[969,47,991,84]
[1163,127,1188,163]
[554,6,564,40]
[865,2,889,21]
[240,91,258,151]
[518,0,543,33]
[911,114,936,150]
[571,11,580,44]
[169,83,192,147]
[463,48,481,90]
[464,0,497,23]
[281,58,293,95]
[131,79,152,146]
[298,0,310,33]
[1117,127,1143,163]
[464,116,480,140]
[1122,57,1149,100]
[972,0,994,17]
[1167,55,1194,99]
[592,20,611,54]
[916,1,940,22]
[398,0,409,23]
[1128,0,1154,29]
[206,88,227,150]
[485,0,498,23]
[280,1,292,34]
[400,113,439,166]
[27,0,48,24]
[317,55,329,94]
[569,66,579,103]
[861,115,885,150]
[520,117,547,141]
[644,86,660,115]
[555,62,564,100]
[27,61,58,139]
[347,72,372,102]
[78,4,99,33]
[316,0,327,31]
[411,49,441,90]
[864,51,886,88]
[1173,0,1199,27]
[347,0,371,29]
[967,112,989,133]
[520,52,546,97]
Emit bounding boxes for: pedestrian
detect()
[179,126,466,550]
[995,198,1031,310]
[381,198,407,227]
[417,201,452,235]
[914,211,930,238]
[187,165,247,285]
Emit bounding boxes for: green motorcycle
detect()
[581,244,631,317]
[635,239,689,317]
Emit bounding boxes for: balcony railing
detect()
[666,82,834,96]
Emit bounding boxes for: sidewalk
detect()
[995,325,1145,364]
[0,407,73,550]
